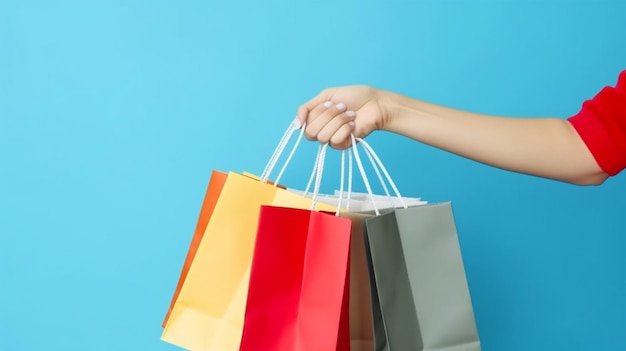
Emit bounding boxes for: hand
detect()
[296,85,390,149]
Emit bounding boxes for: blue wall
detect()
[1,0,625,350]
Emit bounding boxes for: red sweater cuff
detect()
[567,70,626,176]
[568,105,621,176]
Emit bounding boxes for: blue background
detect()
[1,0,625,350]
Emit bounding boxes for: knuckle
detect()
[317,134,330,144]
[339,113,354,122]
[303,127,317,141]
[329,134,347,149]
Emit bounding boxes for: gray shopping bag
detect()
[364,202,481,351]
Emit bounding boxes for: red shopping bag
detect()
[239,205,352,351]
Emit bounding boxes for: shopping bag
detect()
[337,191,427,210]
[346,211,430,351]
[341,212,375,351]
[239,205,352,351]
[162,170,290,329]
[339,135,479,350]
[286,190,426,212]
[162,170,227,328]
[364,202,481,351]
[346,210,428,351]
[161,172,336,351]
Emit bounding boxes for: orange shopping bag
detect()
[162,171,286,328]
[162,170,227,328]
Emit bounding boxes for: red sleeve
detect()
[568,70,626,176]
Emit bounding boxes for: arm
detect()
[380,91,608,185]
[298,70,626,186]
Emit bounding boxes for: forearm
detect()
[381,91,608,185]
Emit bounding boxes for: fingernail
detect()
[323,101,333,108]
[345,110,356,118]
[292,118,302,129]
[336,103,346,111]
[348,121,355,127]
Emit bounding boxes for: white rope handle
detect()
[347,135,408,215]
[332,148,354,215]
[335,150,346,216]
[350,134,380,215]
[309,144,348,217]
[310,143,329,211]
[263,121,402,215]
[347,148,353,212]
[362,141,394,206]
[303,143,323,197]
[260,120,295,181]
[274,123,306,186]
[356,137,407,209]
[261,118,306,184]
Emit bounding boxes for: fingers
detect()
[302,101,341,140]
[302,100,356,149]
[295,87,364,149]
[295,88,335,128]
[316,109,356,146]
[329,121,355,149]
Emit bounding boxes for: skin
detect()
[296,85,608,186]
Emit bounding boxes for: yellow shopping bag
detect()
[161,171,335,351]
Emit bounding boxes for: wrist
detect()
[379,90,425,135]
